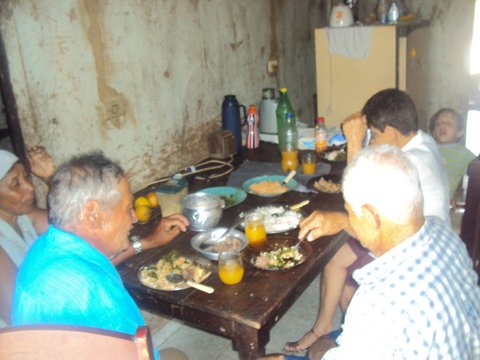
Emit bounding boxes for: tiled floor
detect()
[143,273,342,360]
[144,209,464,359]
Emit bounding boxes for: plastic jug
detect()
[222,95,247,153]
[259,88,278,134]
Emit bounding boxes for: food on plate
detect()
[324,149,346,162]
[245,206,302,233]
[253,246,304,270]
[220,194,237,207]
[138,250,211,290]
[202,236,242,254]
[249,180,288,195]
[313,177,341,193]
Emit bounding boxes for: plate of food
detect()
[138,250,212,291]
[243,237,312,271]
[197,186,247,209]
[242,175,298,197]
[307,174,342,194]
[319,146,347,165]
[191,227,248,260]
[239,205,303,234]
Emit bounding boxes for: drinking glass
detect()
[301,150,317,175]
[218,251,244,285]
[244,212,267,246]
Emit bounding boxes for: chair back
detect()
[460,156,480,279]
[0,324,155,360]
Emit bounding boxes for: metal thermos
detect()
[259,88,278,134]
[221,95,247,153]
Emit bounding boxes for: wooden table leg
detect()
[233,325,270,360]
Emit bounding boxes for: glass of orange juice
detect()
[301,150,317,175]
[281,149,299,172]
[244,212,267,246]
[218,252,244,285]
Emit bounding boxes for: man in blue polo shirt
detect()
[12,152,189,360]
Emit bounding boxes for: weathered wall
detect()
[0,0,322,191]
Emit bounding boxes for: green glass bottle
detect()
[276,87,295,146]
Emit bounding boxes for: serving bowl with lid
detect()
[181,193,223,231]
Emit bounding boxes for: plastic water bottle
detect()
[276,88,295,147]
[315,117,328,153]
[376,0,388,24]
[279,112,298,172]
[388,0,399,24]
[246,105,260,149]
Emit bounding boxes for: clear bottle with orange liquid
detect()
[315,117,328,154]
[279,112,298,172]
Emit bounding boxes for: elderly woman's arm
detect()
[27,208,49,236]
[27,146,55,184]
[0,247,16,325]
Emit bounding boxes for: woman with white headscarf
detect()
[0,147,53,326]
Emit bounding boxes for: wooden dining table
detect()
[118,143,348,359]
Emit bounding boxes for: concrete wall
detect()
[0,0,323,191]
[1,0,476,191]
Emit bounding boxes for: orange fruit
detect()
[134,196,151,208]
[135,205,152,222]
[146,192,159,207]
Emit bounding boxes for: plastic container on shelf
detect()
[314,117,328,153]
[388,0,400,24]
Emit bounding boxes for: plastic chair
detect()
[460,156,480,279]
[0,324,155,360]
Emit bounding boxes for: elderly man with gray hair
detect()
[261,145,480,360]
[12,152,188,359]
[315,145,480,359]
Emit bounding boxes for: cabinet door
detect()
[315,26,397,128]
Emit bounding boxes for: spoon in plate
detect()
[166,273,214,294]
[282,170,297,185]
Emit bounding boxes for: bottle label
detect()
[315,131,328,152]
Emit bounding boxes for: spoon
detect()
[282,170,296,185]
[271,199,310,218]
[166,273,214,294]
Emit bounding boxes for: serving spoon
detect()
[166,273,214,294]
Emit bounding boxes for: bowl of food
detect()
[181,193,223,231]
[307,174,342,194]
[197,186,247,209]
[242,236,312,270]
[242,175,298,197]
[191,227,248,260]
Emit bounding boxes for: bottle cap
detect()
[280,87,288,93]
[248,105,256,113]
[316,117,325,123]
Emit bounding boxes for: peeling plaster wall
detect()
[0,0,322,191]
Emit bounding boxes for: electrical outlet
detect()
[104,99,125,119]
[267,59,278,75]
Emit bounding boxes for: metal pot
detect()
[181,193,223,231]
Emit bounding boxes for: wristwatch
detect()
[131,236,143,254]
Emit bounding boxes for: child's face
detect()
[432,112,462,144]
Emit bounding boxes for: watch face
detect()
[133,240,142,254]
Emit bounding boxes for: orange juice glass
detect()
[281,149,299,172]
[302,150,317,175]
[218,252,244,285]
[244,213,267,246]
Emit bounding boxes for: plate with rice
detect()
[242,175,298,197]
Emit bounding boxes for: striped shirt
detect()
[323,217,480,359]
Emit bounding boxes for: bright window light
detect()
[470,0,480,74]
[466,110,480,156]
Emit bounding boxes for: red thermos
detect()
[246,105,260,149]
